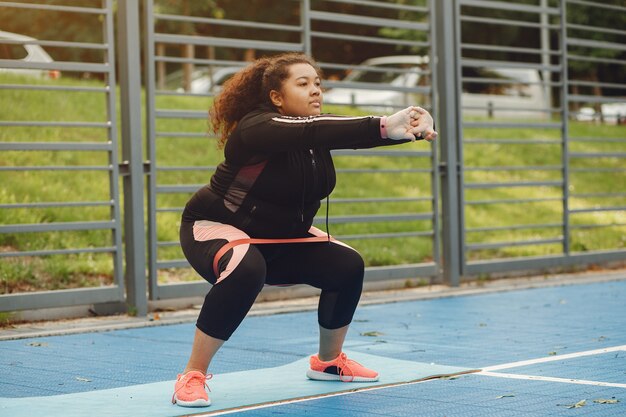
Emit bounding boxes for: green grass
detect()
[1,73,624,291]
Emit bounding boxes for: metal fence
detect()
[0,0,624,316]
[0,0,126,311]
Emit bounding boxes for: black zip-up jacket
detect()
[182,104,407,239]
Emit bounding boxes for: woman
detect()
[173,52,437,407]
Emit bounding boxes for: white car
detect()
[323,55,431,111]
[323,55,548,117]
[575,103,626,125]
[166,66,241,94]
[0,30,59,79]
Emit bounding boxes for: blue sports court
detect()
[1,273,625,416]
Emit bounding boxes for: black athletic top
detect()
[182,104,406,239]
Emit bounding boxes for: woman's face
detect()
[270,63,322,117]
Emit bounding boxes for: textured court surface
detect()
[1,276,625,416]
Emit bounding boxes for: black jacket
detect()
[182,104,405,238]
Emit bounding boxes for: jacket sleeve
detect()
[237,110,395,151]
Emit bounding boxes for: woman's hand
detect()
[385,106,438,142]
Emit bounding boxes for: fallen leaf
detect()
[593,399,619,404]
[548,351,557,356]
[27,342,48,347]
[496,394,516,399]
[360,331,384,337]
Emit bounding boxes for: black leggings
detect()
[180,221,365,341]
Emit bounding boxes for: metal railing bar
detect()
[567,54,626,66]
[460,0,560,15]
[0,166,112,172]
[0,221,115,234]
[157,166,216,172]
[570,223,626,230]
[571,167,626,173]
[464,139,561,144]
[462,58,561,72]
[567,0,626,13]
[568,137,626,144]
[0,142,112,151]
[463,121,562,129]
[154,13,302,32]
[0,1,105,14]
[566,23,626,37]
[154,197,435,213]
[460,15,559,30]
[462,76,562,87]
[570,206,626,214]
[156,185,202,194]
[467,223,562,233]
[154,90,215,98]
[568,95,626,104]
[467,237,562,250]
[328,231,434,240]
[464,165,562,171]
[331,150,432,157]
[336,168,433,174]
[154,33,303,52]
[309,10,429,31]
[155,110,207,119]
[156,132,209,138]
[0,121,110,128]
[461,42,562,56]
[461,105,561,114]
[0,84,109,93]
[570,152,626,158]
[313,213,433,224]
[567,38,626,53]
[0,60,109,73]
[0,38,108,50]
[311,31,428,48]
[568,80,626,90]
[0,201,113,209]
[152,56,246,67]
[0,247,116,258]
[466,197,563,205]
[324,80,430,94]
[571,192,626,198]
[464,180,563,189]
[320,0,429,13]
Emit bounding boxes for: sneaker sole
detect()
[306,369,379,382]
[173,397,211,407]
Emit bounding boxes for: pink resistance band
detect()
[212,235,336,277]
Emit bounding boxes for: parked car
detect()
[165,66,240,94]
[575,103,626,125]
[323,55,548,117]
[323,55,431,111]
[461,66,547,118]
[0,30,60,79]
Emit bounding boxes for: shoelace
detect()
[171,372,213,404]
[335,352,359,382]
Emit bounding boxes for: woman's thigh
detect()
[263,240,364,289]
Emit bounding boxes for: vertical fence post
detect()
[117,0,148,316]
[435,0,462,286]
[301,0,312,55]
[560,0,571,255]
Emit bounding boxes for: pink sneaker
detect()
[306,352,379,382]
[171,370,212,407]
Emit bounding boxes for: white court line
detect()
[482,345,626,372]
[479,371,626,389]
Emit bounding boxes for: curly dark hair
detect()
[210,52,322,148]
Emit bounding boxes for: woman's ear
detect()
[269,90,282,108]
